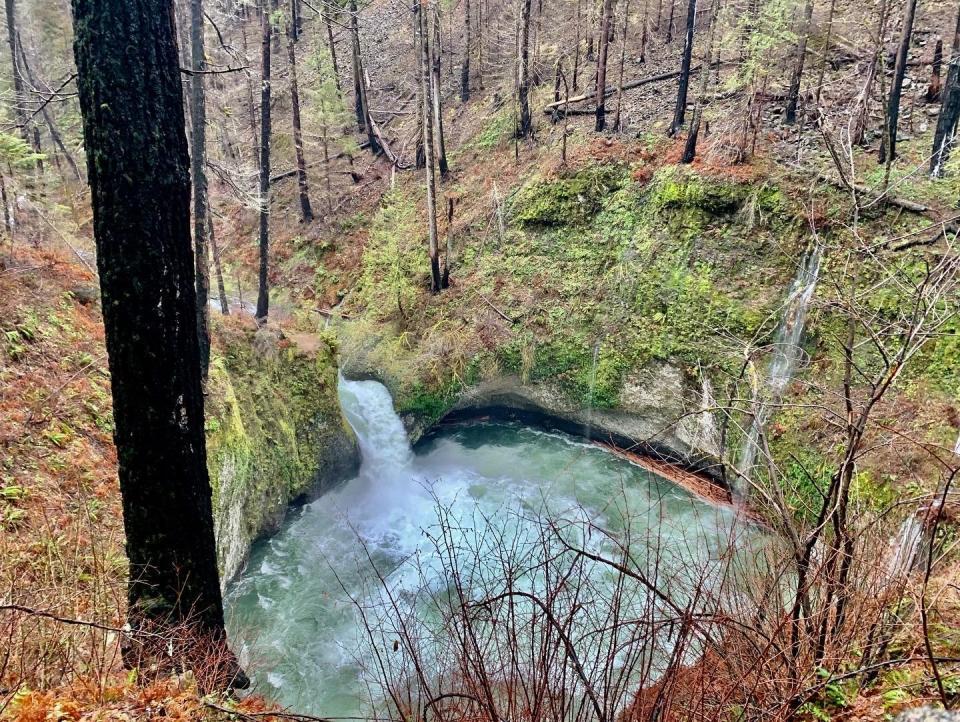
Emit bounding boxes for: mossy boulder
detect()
[509,165,630,226]
[205,324,359,583]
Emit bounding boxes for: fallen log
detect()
[542,60,725,113]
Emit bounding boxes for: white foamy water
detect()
[225,378,763,718]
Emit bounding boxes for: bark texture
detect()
[190,0,212,378]
[71,0,229,642]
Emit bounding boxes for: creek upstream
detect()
[225,377,767,719]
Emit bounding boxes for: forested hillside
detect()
[1,0,959,719]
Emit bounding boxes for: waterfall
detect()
[737,244,823,491]
[338,375,414,473]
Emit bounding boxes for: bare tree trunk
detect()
[682,0,719,162]
[461,0,471,101]
[414,11,426,169]
[518,0,534,136]
[431,5,450,177]
[288,26,314,222]
[640,0,649,61]
[573,0,583,90]
[669,0,696,135]
[5,0,34,159]
[665,0,676,42]
[350,0,381,154]
[256,0,272,323]
[417,0,442,292]
[614,0,631,131]
[851,0,891,145]
[323,10,342,94]
[931,6,960,177]
[242,21,260,168]
[927,38,944,102]
[813,0,836,107]
[594,0,615,131]
[880,0,918,163]
[190,0,212,379]
[209,215,229,316]
[442,196,453,288]
[784,0,815,124]
[16,38,82,181]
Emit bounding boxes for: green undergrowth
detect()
[343,154,809,423]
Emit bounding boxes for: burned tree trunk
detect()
[880,0,918,163]
[784,0,815,124]
[931,7,960,177]
[417,0,442,292]
[594,0,615,131]
[927,38,943,102]
[323,11,342,93]
[682,0,719,162]
[209,215,229,316]
[518,0,534,137]
[71,0,242,682]
[256,0,272,323]
[350,0,381,154]
[461,0,471,101]
[5,0,32,152]
[669,0,697,135]
[431,5,449,177]
[190,0,212,378]
[288,26,314,222]
[614,0,631,130]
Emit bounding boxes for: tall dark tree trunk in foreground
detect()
[256,0,272,323]
[71,0,241,679]
[669,0,696,135]
[417,1,442,292]
[461,0,471,101]
[594,0,614,131]
[880,0,918,163]
[288,26,314,222]
[931,6,960,177]
[190,0,212,379]
[518,0,533,137]
[784,0,815,124]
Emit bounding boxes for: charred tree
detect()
[682,0,719,162]
[669,0,697,135]
[288,24,314,222]
[880,0,918,163]
[431,5,449,177]
[323,11,342,93]
[417,0,442,292]
[931,7,960,177]
[613,0,631,130]
[350,0,380,154]
[518,0,534,137]
[190,0,212,378]
[927,38,944,102]
[594,0,615,131]
[784,0,815,124]
[71,0,243,682]
[256,0,272,323]
[461,0,471,101]
[5,0,32,151]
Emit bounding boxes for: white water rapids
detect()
[225,377,766,719]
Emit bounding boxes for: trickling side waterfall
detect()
[737,244,823,492]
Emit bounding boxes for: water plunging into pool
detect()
[225,377,764,719]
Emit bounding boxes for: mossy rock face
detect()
[509,165,631,226]
[205,325,359,583]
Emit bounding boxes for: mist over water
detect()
[225,378,761,718]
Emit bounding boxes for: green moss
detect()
[204,327,352,578]
[509,164,631,226]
